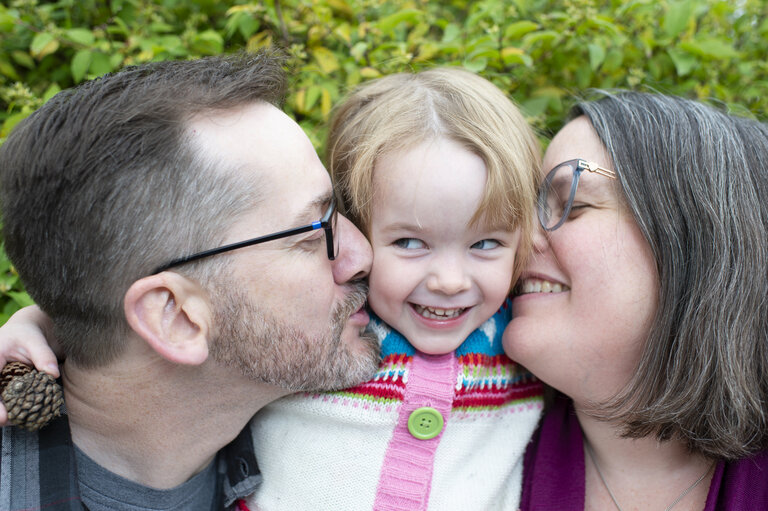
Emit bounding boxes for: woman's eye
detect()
[471,239,500,250]
[567,204,590,217]
[394,238,426,250]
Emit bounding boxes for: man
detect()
[0,52,379,509]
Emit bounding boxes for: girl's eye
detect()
[394,238,426,250]
[471,239,500,250]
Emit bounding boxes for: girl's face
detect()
[503,117,659,405]
[367,138,520,354]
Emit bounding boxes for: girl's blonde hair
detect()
[327,67,540,281]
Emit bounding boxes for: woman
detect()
[505,91,768,509]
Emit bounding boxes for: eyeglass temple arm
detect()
[151,223,320,275]
[580,159,617,179]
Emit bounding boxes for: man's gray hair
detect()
[0,51,287,368]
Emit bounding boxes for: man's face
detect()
[189,103,379,391]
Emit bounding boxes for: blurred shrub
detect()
[0,0,766,320]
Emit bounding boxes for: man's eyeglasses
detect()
[537,158,617,231]
[151,200,339,275]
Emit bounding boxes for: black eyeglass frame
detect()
[537,158,617,232]
[151,199,338,275]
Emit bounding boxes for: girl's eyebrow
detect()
[380,221,423,233]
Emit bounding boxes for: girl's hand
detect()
[0,305,61,426]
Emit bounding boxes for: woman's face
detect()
[502,116,659,406]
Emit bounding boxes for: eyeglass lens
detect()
[537,161,580,231]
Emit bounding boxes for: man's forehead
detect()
[187,102,332,221]
[187,102,294,157]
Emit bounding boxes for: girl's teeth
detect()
[414,305,465,319]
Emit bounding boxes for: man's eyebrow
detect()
[295,190,334,222]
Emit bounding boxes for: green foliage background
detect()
[0,0,766,322]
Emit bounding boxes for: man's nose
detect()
[331,214,372,284]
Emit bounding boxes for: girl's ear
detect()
[123,273,212,365]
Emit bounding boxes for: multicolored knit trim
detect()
[315,305,543,412]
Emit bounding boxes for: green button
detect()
[407,407,444,440]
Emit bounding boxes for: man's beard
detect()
[208,278,379,392]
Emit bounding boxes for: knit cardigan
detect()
[247,303,543,510]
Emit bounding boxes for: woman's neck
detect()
[575,404,715,511]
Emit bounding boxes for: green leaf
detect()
[64,28,95,46]
[377,9,423,35]
[237,14,260,39]
[89,52,113,76]
[11,51,35,69]
[42,83,61,103]
[313,47,340,74]
[0,11,16,32]
[601,48,624,73]
[359,67,381,78]
[504,21,539,41]
[667,47,697,76]
[157,35,184,54]
[71,49,92,82]
[414,41,439,62]
[442,23,461,43]
[588,16,623,39]
[663,0,693,38]
[680,38,739,59]
[0,58,19,80]
[189,30,224,56]
[502,49,533,67]
[30,32,60,59]
[305,85,322,112]
[588,43,606,71]
[522,30,560,48]
[6,291,34,308]
[463,57,487,73]
[350,41,368,62]
[150,22,174,34]
[1,111,31,137]
[110,53,124,69]
[521,97,549,117]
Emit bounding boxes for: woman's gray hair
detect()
[574,91,768,460]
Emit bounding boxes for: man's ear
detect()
[124,273,212,365]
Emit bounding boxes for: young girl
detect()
[246,68,543,510]
[0,68,544,510]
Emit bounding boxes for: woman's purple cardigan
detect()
[520,395,768,510]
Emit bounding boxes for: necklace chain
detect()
[584,438,715,511]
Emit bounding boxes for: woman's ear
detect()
[124,273,212,365]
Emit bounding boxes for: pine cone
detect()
[0,361,33,391]
[1,363,63,431]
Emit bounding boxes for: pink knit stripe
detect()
[373,352,458,511]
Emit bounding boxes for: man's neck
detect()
[62,351,289,489]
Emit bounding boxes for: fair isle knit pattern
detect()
[247,301,544,511]
[326,302,542,416]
